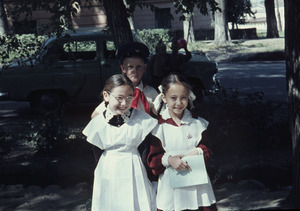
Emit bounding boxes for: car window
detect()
[57,40,97,62]
[103,40,116,59]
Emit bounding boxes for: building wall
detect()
[4,0,212,33]
[133,2,212,30]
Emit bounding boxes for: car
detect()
[0,28,219,114]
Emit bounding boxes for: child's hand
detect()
[185,149,201,156]
[168,155,190,171]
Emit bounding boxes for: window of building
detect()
[155,8,171,28]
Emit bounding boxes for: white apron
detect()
[153,109,216,211]
[83,109,157,211]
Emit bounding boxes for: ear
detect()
[161,93,167,104]
[143,63,147,72]
[120,65,126,74]
[103,91,110,102]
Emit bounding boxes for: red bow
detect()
[131,88,150,114]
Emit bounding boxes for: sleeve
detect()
[82,116,104,149]
[147,135,167,176]
[197,144,213,163]
[180,50,192,63]
[196,128,213,163]
[139,110,158,141]
[95,101,106,113]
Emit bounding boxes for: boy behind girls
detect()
[91,42,158,118]
[90,42,159,184]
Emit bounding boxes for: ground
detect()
[1,38,299,210]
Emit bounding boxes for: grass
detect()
[186,37,285,54]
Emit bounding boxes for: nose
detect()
[129,67,137,73]
[120,99,127,106]
[176,98,182,105]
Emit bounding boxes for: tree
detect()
[183,9,195,43]
[284,0,300,207]
[214,0,231,46]
[101,0,133,48]
[227,0,255,30]
[265,0,279,38]
[172,0,219,43]
[0,0,9,35]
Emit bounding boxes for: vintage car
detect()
[0,28,219,113]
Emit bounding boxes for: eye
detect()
[136,66,143,71]
[127,66,134,70]
[171,96,177,100]
[126,96,134,102]
[116,96,124,101]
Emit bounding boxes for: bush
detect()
[194,29,214,40]
[19,114,87,155]
[137,28,172,51]
[195,87,290,154]
[0,34,47,64]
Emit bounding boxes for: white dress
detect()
[153,108,216,211]
[83,109,157,211]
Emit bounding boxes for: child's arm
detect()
[147,135,166,175]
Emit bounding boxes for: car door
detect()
[50,37,102,103]
[99,39,121,86]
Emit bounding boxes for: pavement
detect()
[206,50,285,64]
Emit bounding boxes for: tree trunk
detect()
[214,0,231,46]
[275,0,282,32]
[102,0,133,48]
[284,0,300,207]
[183,12,195,43]
[0,0,9,35]
[265,0,279,38]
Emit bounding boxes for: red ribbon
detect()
[131,88,150,114]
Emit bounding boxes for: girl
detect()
[147,73,217,211]
[83,74,157,211]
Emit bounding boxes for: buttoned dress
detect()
[83,109,157,211]
[152,109,216,211]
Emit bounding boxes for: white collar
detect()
[104,105,132,123]
[136,81,145,92]
[161,108,192,125]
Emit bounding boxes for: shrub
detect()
[196,87,290,154]
[20,114,87,155]
[137,28,172,51]
[0,34,47,64]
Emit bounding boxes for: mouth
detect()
[174,107,183,111]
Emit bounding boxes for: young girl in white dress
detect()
[147,73,217,211]
[83,74,157,211]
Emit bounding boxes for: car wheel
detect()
[30,92,63,114]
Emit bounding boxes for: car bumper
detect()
[205,74,220,95]
[0,92,9,100]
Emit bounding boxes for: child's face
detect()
[120,57,147,87]
[103,85,134,115]
[162,83,189,119]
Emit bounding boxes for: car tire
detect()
[30,92,63,114]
